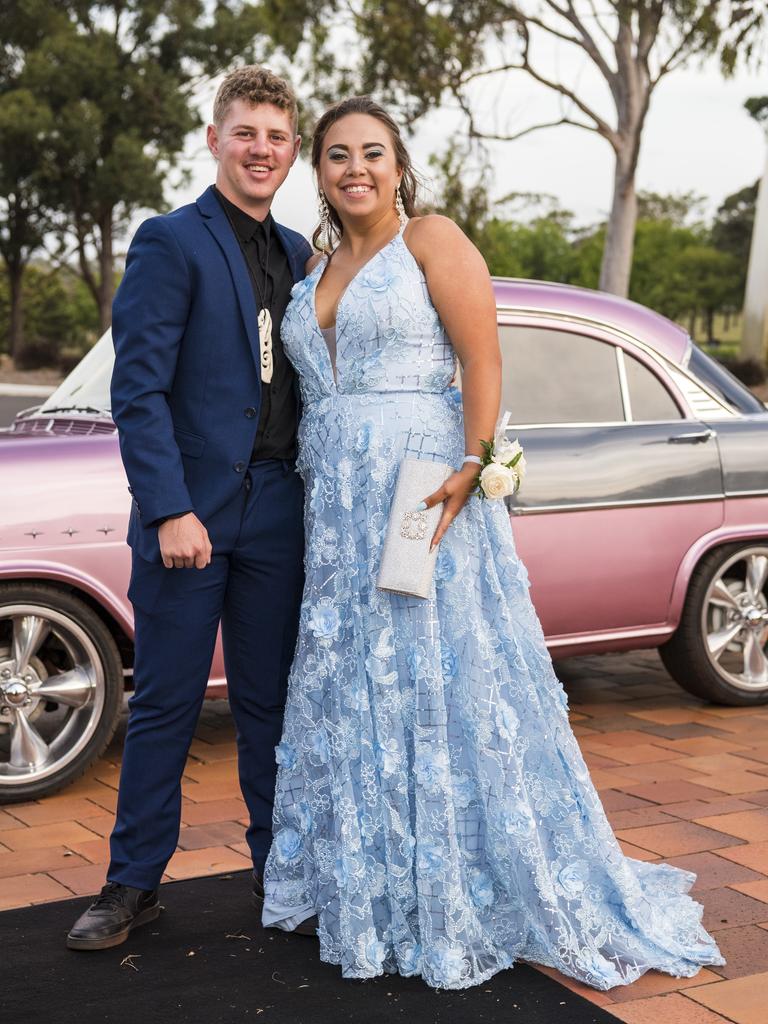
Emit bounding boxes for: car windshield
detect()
[37,331,114,417]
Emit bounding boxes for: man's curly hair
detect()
[213,66,298,133]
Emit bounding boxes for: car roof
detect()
[491,278,690,365]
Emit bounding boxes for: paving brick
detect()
[733,749,768,766]
[716,841,768,873]
[587,768,640,790]
[180,781,245,803]
[67,836,112,864]
[74,814,115,838]
[164,845,251,880]
[685,972,768,1024]
[0,820,102,852]
[696,771,768,796]
[180,798,247,826]
[0,872,73,910]
[708,925,768,979]
[617,840,661,861]
[177,822,246,851]
[584,751,626,769]
[6,798,108,827]
[639,724,735,741]
[48,862,109,896]
[665,852,764,891]
[622,781,729,804]
[616,764,705,784]
[694,809,768,843]
[600,790,656,812]
[604,744,684,765]
[607,808,679,830]
[653,737,750,757]
[662,799,758,821]
[701,888,768,931]
[187,739,238,763]
[614,822,743,857]
[583,730,672,748]
[608,969,721,1003]
[182,760,240,783]
[608,991,733,1023]
[0,809,25,830]
[683,753,766,776]
[0,846,88,879]
[728,878,768,902]
[628,709,703,726]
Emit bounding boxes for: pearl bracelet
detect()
[463,455,482,466]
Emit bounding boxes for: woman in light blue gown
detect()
[261,96,724,991]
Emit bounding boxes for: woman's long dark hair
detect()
[311,96,420,252]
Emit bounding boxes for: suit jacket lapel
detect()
[197,187,262,373]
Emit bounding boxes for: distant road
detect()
[0,386,53,428]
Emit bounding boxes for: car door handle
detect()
[667,429,716,444]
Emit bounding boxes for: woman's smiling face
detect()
[318,112,402,227]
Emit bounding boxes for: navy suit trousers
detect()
[108,460,304,890]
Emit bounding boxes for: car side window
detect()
[624,352,683,421]
[499,326,624,425]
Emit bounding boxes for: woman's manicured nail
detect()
[415,501,427,511]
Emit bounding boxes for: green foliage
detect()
[0,263,98,367]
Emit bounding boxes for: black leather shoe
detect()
[67,882,160,950]
[254,872,318,936]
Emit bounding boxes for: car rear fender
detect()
[668,519,768,629]
[0,560,134,639]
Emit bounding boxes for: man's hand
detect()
[158,513,212,569]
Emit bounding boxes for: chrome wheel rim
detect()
[0,603,103,786]
[703,547,768,693]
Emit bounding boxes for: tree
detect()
[0,2,64,363]
[276,1,732,298]
[1,0,276,351]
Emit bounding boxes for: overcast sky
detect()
[165,46,767,240]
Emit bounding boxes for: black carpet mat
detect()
[3,871,620,1024]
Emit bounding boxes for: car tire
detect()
[0,583,124,802]
[660,542,768,706]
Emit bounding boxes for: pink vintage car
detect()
[2,279,767,801]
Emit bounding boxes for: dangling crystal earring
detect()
[394,185,408,229]
[318,189,332,249]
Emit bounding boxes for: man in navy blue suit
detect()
[68,66,315,950]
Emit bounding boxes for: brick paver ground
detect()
[2,650,767,1024]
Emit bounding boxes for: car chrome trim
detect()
[509,494,724,515]
[547,625,674,649]
[724,489,768,499]
[615,347,632,422]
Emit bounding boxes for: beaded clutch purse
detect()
[376,457,453,599]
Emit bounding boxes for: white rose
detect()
[479,463,518,499]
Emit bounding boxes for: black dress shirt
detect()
[214,187,297,462]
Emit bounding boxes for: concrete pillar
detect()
[742,146,768,363]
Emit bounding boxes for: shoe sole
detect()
[66,903,161,951]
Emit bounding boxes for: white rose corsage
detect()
[476,416,526,500]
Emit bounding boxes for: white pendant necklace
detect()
[258,307,273,383]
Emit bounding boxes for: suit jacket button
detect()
[244,407,256,418]
[234,461,246,473]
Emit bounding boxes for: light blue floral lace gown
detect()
[261,227,724,990]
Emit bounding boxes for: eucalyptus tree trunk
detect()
[742,147,768,362]
[600,149,639,295]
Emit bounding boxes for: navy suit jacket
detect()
[110,185,312,563]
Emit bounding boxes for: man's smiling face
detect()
[207,99,301,219]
